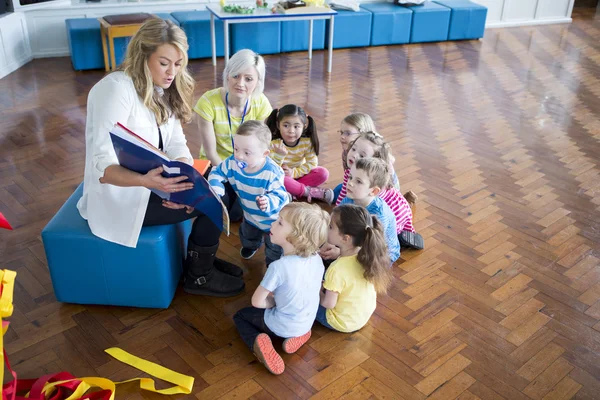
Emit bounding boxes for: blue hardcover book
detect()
[109,123,229,234]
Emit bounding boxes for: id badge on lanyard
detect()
[226,92,249,169]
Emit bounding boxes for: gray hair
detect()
[222,49,266,98]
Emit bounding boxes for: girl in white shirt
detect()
[77,18,244,297]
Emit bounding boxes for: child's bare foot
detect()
[404,190,418,207]
[282,330,312,354]
[253,333,285,375]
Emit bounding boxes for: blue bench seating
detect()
[434,0,487,40]
[41,184,192,308]
[402,2,451,43]
[281,20,326,52]
[171,11,225,59]
[232,21,281,55]
[361,3,412,46]
[327,8,372,49]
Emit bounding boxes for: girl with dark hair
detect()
[265,104,334,204]
[317,204,392,333]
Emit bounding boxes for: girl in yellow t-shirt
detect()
[266,104,334,205]
[317,204,392,333]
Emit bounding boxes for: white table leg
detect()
[327,16,334,73]
[224,21,230,64]
[211,13,216,66]
[308,19,314,60]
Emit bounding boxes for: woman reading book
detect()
[193,49,272,220]
[77,18,245,298]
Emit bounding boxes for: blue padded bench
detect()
[172,11,225,59]
[41,184,192,309]
[403,2,451,43]
[66,14,179,71]
[232,21,281,55]
[361,3,412,46]
[327,8,372,49]
[434,0,487,40]
[281,20,326,53]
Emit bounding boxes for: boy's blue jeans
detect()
[315,305,335,330]
[239,220,283,266]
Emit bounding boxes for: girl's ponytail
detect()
[265,108,280,139]
[305,115,320,155]
[357,215,392,294]
[332,205,392,294]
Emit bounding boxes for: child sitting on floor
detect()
[317,204,392,332]
[266,104,334,204]
[233,203,329,375]
[208,120,289,267]
[321,158,400,264]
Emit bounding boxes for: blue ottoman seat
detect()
[232,21,281,55]
[361,3,412,46]
[403,2,451,43]
[66,19,105,71]
[172,11,225,59]
[42,184,192,309]
[327,8,372,49]
[281,20,326,53]
[434,0,487,40]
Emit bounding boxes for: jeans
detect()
[233,307,278,350]
[239,220,283,266]
[284,167,329,197]
[315,305,335,330]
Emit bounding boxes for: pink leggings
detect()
[284,167,329,197]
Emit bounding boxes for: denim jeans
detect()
[239,220,283,266]
[233,307,278,350]
[315,305,335,330]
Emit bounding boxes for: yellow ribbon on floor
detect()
[1,269,17,389]
[0,269,194,400]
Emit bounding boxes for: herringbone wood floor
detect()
[1,8,600,399]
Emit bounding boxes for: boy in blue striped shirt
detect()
[209,120,289,267]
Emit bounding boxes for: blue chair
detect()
[42,184,192,309]
[66,19,105,71]
[231,21,281,55]
[403,2,451,43]
[361,3,412,46]
[434,0,487,40]
[171,11,225,59]
[327,8,372,49]
[281,20,326,52]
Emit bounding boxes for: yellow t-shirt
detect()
[193,88,273,160]
[269,137,318,179]
[323,255,377,333]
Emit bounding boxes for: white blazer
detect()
[77,72,193,248]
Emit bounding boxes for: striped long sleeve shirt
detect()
[208,156,289,232]
[269,138,318,179]
[337,169,414,234]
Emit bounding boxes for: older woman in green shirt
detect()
[194,49,272,221]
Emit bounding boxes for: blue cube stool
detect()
[327,8,372,49]
[361,3,412,46]
[66,19,105,70]
[434,0,487,40]
[232,21,281,55]
[403,2,451,43]
[172,11,225,59]
[41,184,192,309]
[281,20,326,53]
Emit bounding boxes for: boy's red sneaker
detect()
[282,330,312,354]
[253,333,285,375]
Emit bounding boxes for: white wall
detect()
[0,12,33,79]
[473,0,574,27]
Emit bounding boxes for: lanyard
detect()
[225,92,249,149]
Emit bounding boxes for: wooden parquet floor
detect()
[1,8,600,399]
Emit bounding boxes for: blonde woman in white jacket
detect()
[77,18,244,297]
